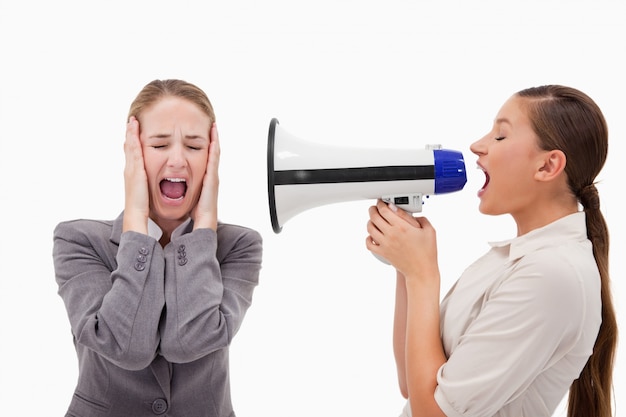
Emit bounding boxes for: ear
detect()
[535,150,566,182]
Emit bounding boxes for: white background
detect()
[0,1,623,415]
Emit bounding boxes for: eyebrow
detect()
[494,117,512,126]
[184,135,208,141]
[147,134,208,141]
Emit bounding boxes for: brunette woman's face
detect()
[470,95,549,217]
[139,96,211,227]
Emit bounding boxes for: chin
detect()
[151,204,191,222]
[478,201,497,216]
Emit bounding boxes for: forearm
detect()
[96,232,164,368]
[394,271,409,398]
[192,215,217,231]
[160,227,261,363]
[160,229,226,362]
[122,209,148,235]
[54,226,164,370]
[404,275,447,417]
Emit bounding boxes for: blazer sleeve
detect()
[159,224,262,363]
[53,220,165,370]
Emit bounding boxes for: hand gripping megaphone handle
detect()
[372,198,422,265]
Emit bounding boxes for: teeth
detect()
[165,178,186,182]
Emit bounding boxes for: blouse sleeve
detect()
[159,224,262,363]
[434,250,593,416]
[53,220,164,370]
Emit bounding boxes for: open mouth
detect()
[478,165,490,192]
[160,178,187,200]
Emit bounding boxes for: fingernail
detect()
[389,203,398,212]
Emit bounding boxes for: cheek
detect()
[141,153,162,185]
[493,146,525,174]
[190,153,209,181]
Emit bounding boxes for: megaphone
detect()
[267,118,467,234]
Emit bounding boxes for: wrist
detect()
[123,210,148,234]
[403,269,441,295]
[192,215,217,231]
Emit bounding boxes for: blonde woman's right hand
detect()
[122,116,149,234]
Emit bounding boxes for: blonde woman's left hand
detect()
[192,123,220,231]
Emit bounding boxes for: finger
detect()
[366,219,384,243]
[376,199,403,225]
[414,216,432,229]
[124,117,144,170]
[391,204,419,224]
[209,122,221,160]
[125,117,141,151]
[124,117,141,166]
[379,199,425,229]
[368,204,391,234]
[206,123,220,190]
[365,235,382,254]
[125,116,140,142]
[210,122,219,143]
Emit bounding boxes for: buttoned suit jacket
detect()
[53,212,263,417]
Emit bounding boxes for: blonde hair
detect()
[128,79,215,124]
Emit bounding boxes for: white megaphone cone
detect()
[266,118,467,263]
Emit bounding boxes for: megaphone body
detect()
[267,118,467,234]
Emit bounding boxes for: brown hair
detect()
[127,79,215,124]
[517,85,617,417]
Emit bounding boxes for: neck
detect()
[159,233,171,247]
[513,202,578,236]
[150,213,189,247]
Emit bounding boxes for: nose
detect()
[167,143,187,169]
[470,134,488,156]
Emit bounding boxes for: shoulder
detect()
[52,218,119,271]
[517,239,598,291]
[54,218,115,242]
[217,222,262,244]
[215,222,263,260]
[506,240,600,324]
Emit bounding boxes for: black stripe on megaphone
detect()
[273,165,435,185]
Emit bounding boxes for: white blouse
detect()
[429,212,601,416]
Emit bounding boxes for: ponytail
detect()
[568,185,617,417]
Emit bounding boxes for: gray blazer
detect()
[53,212,262,417]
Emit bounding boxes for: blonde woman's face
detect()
[138,96,211,227]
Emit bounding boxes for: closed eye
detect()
[495,136,506,141]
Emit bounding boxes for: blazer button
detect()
[135,247,148,271]
[151,398,168,415]
[177,244,188,266]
